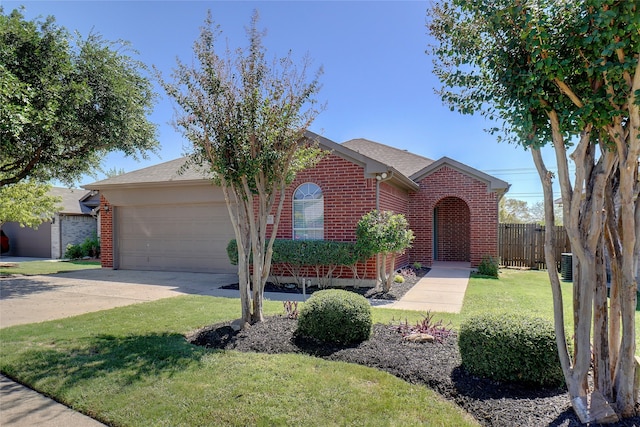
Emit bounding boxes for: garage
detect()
[1,221,51,258]
[116,203,235,273]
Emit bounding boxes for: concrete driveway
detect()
[0,269,242,328]
[0,268,242,426]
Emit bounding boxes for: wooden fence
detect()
[498,223,571,270]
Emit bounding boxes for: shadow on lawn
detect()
[6,333,207,392]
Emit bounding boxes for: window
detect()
[293,183,324,240]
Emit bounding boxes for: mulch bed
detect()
[205,269,639,425]
[188,317,640,427]
[219,267,429,301]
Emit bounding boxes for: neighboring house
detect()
[1,188,100,259]
[85,132,510,280]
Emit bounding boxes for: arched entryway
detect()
[433,196,470,262]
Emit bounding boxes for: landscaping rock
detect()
[403,333,435,343]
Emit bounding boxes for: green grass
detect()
[0,297,477,427]
[1,268,637,426]
[0,260,101,276]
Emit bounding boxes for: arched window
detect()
[293,183,324,240]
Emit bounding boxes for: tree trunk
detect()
[547,114,594,400]
[593,240,613,400]
[531,148,573,387]
[613,55,640,417]
[376,253,385,290]
[613,155,638,416]
[604,178,622,378]
[383,253,398,292]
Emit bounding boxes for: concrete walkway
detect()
[0,261,471,426]
[389,261,471,312]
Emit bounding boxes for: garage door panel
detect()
[117,204,235,273]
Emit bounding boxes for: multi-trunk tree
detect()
[159,11,323,326]
[428,0,638,420]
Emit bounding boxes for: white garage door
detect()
[116,204,236,273]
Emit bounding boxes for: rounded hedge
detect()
[297,289,372,345]
[458,313,565,387]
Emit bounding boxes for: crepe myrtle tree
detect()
[428,0,638,419]
[356,210,414,292]
[158,11,323,326]
[0,8,158,188]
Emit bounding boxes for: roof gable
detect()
[411,157,510,194]
[49,187,94,214]
[342,138,433,177]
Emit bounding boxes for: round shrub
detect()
[458,313,564,387]
[297,289,372,345]
[394,274,405,283]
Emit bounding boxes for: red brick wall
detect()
[99,195,113,268]
[435,196,470,261]
[269,154,380,279]
[406,166,499,267]
[378,181,411,269]
[276,154,377,241]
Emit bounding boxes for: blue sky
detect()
[4,0,565,202]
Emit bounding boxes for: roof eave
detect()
[83,178,212,191]
[411,156,510,193]
[304,131,390,175]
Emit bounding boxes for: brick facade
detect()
[100,196,114,268]
[57,215,97,259]
[406,166,499,267]
[97,154,501,275]
[268,154,380,280]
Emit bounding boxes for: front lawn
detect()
[0,268,637,426]
[0,296,477,427]
[0,260,101,276]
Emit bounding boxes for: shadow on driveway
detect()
[0,277,66,299]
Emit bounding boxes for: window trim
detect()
[292,182,324,240]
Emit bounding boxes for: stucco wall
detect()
[2,221,51,258]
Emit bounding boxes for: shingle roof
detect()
[49,187,93,214]
[83,133,508,195]
[342,138,434,178]
[84,157,211,189]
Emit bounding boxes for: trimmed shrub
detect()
[297,289,372,345]
[393,274,405,283]
[64,243,84,259]
[477,255,499,277]
[226,239,360,267]
[64,236,100,259]
[80,235,100,258]
[458,313,564,387]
